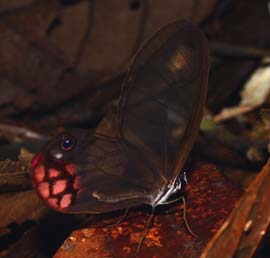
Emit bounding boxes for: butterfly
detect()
[31,20,209,218]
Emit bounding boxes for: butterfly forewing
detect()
[118,21,209,182]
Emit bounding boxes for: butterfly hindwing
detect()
[68,134,163,213]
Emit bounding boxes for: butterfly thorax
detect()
[151,172,187,207]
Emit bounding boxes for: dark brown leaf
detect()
[0,190,44,229]
[200,160,270,258]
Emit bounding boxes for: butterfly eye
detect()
[60,136,75,151]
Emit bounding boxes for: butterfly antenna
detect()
[108,208,129,227]
[133,207,155,258]
[181,195,199,238]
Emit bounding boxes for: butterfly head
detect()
[31,132,81,212]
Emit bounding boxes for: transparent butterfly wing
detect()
[66,134,163,213]
[118,20,209,182]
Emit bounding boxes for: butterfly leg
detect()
[106,208,155,258]
[108,208,129,227]
[133,207,155,258]
[180,195,199,238]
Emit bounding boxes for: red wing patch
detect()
[47,198,59,209]
[65,164,76,176]
[60,194,73,208]
[52,180,67,195]
[33,165,45,183]
[31,152,79,212]
[49,168,61,179]
[38,182,50,198]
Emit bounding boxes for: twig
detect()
[213,105,253,123]
[0,123,49,141]
[57,0,94,81]
[0,0,38,17]
[66,0,94,70]
[210,41,270,59]
[0,172,32,192]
